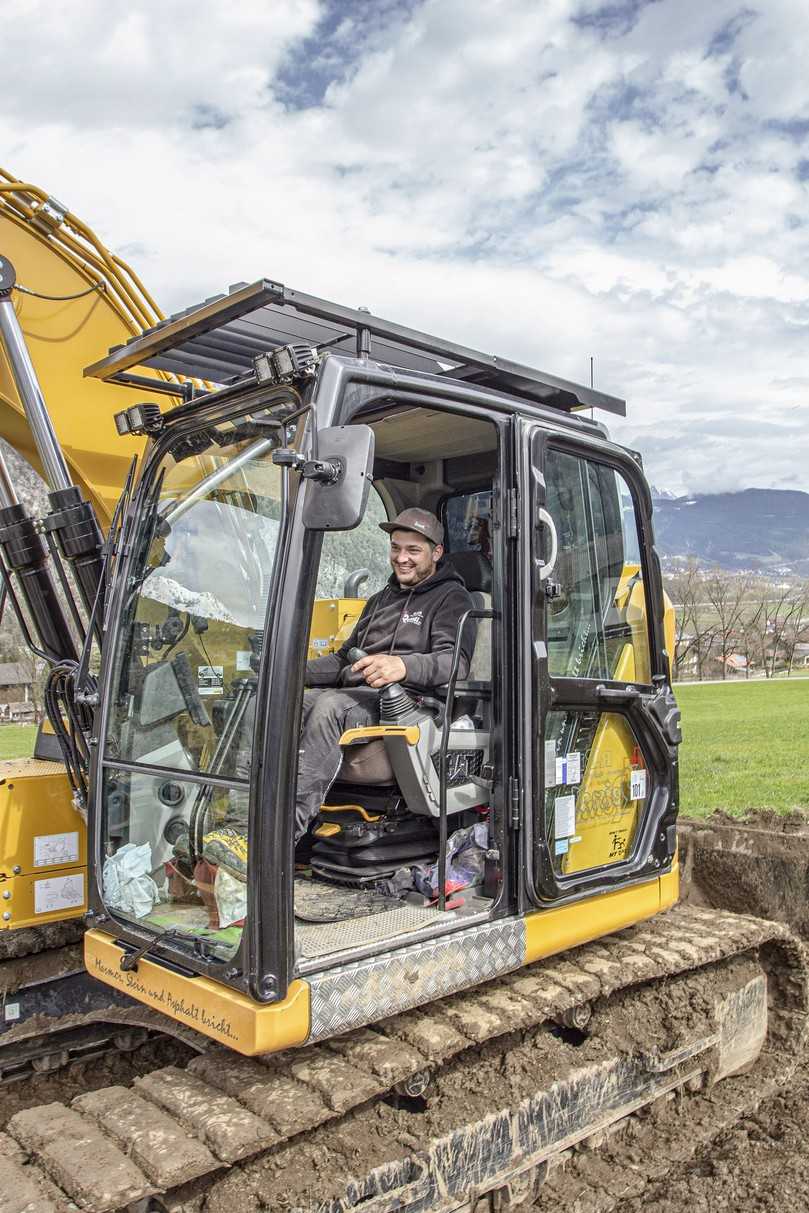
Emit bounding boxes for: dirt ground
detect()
[616,810,809,1212]
[617,1064,809,1212]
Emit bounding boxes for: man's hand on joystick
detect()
[349,647,407,689]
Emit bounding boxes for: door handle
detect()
[595,683,642,704]
[537,507,558,580]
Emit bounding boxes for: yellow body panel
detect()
[308,598,364,659]
[85,929,310,1055]
[524,867,676,964]
[658,857,680,911]
[0,759,86,928]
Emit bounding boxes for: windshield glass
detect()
[100,410,290,960]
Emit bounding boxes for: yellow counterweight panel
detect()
[308,598,365,660]
[0,758,86,929]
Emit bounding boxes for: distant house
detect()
[706,652,748,677]
[0,662,32,702]
[0,662,35,721]
[724,654,748,674]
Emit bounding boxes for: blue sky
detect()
[3,0,808,494]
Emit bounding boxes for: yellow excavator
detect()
[0,168,805,1213]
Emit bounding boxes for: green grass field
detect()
[677,678,809,817]
[0,723,37,760]
[1,681,805,817]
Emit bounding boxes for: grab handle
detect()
[537,507,558,580]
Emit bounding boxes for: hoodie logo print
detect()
[401,609,424,627]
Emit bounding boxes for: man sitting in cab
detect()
[296,508,475,842]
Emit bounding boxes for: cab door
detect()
[519,423,681,905]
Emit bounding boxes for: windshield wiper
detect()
[119,925,219,972]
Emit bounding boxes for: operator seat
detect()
[335,550,492,786]
[309,550,493,885]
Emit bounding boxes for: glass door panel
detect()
[525,425,678,903]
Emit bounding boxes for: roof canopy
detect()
[85,278,625,416]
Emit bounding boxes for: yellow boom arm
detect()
[0,169,175,520]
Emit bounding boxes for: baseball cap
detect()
[379,508,444,546]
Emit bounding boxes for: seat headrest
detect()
[445,550,492,594]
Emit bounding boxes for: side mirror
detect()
[301,424,375,531]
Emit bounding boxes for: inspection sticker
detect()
[34,873,84,915]
[544,740,557,787]
[34,831,80,869]
[197,665,224,695]
[4,1002,20,1022]
[554,794,577,840]
[554,838,569,856]
[235,650,253,671]
[630,769,648,801]
[555,751,582,786]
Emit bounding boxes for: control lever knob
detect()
[347,647,368,664]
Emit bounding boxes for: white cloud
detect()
[2,0,808,496]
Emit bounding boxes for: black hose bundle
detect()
[44,660,96,815]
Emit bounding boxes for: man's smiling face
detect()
[389,528,442,587]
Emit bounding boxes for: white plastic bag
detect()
[214,866,247,929]
[103,842,159,919]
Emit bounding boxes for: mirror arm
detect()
[272,448,342,484]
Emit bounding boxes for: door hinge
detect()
[508,775,521,829]
[506,488,519,539]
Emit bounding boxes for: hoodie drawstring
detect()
[358,584,390,651]
[389,591,414,656]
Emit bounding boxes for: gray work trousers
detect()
[295,686,379,841]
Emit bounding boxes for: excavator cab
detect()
[1,186,804,1213]
[78,281,681,1052]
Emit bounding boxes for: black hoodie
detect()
[305,563,475,694]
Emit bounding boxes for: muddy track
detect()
[532,1017,799,1211]
[0,903,805,1213]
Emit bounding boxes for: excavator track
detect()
[0,903,805,1213]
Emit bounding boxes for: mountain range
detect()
[1,441,806,579]
[651,488,809,577]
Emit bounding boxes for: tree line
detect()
[664,560,809,681]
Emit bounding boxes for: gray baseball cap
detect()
[380,508,444,546]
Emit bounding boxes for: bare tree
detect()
[759,584,802,678]
[703,569,751,679]
[781,583,809,677]
[664,559,720,681]
[665,559,700,680]
[738,597,766,678]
